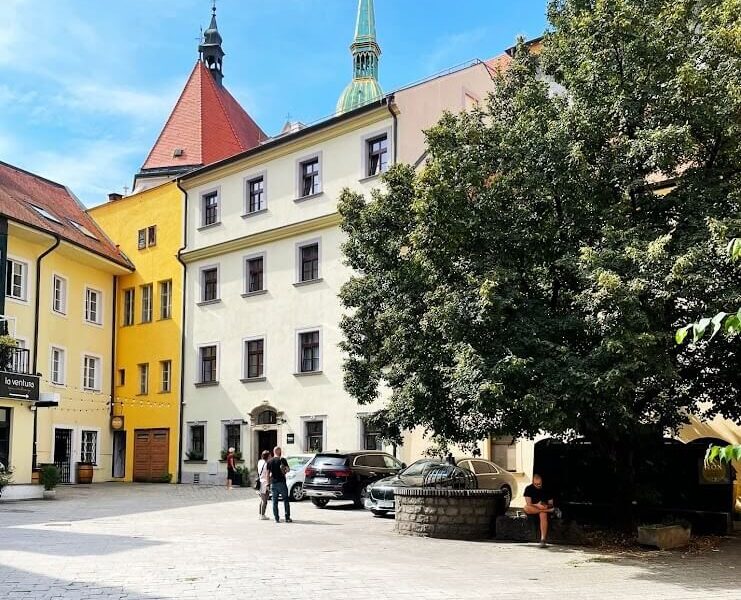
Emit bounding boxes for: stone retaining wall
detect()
[395,488,503,540]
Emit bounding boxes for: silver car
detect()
[456,457,518,507]
[284,454,314,501]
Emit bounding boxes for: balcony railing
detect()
[0,347,31,375]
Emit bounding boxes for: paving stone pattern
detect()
[0,484,739,599]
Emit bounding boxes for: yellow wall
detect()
[89,181,183,481]
[4,223,125,483]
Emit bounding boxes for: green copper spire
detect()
[336,0,383,114]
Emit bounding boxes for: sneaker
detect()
[275,518,281,523]
[539,540,548,548]
[285,517,293,523]
[260,515,268,520]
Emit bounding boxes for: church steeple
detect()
[336,0,384,114]
[199,4,225,85]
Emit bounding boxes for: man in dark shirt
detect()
[268,446,292,523]
[523,473,557,547]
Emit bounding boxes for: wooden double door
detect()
[133,429,170,483]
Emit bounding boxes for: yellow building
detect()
[0,161,132,485]
[88,8,266,483]
[89,183,183,482]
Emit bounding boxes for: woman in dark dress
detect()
[226,447,237,490]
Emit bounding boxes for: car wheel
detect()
[353,485,369,508]
[311,498,329,508]
[501,485,512,509]
[290,483,304,502]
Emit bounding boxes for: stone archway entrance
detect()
[249,405,284,467]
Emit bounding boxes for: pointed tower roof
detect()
[336,0,384,114]
[134,8,266,189]
[141,61,266,171]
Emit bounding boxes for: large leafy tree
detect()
[339,0,740,485]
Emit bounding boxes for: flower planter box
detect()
[637,524,691,550]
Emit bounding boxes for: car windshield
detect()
[401,460,446,477]
[312,455,347,467]
[286,456,310,470]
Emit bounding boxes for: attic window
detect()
[70,221,99,240]
[173,148,184,158]
[30,205,62,224]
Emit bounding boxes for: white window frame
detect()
[81,353,102,392]
[196,342,219,384]
[141,283,153,323]
[187,421,207,459]
[295,151,323,200]
[360,128,392,179]
[200,187,221,228]
[243,171,268,216]
[79,428,101,466]
[5,256,29,302]
[50,345,66,386]
[295,327,322,375]
[160,360,172,393]
[122,288,135,326]
[199,264,220,304]
[51,273,68,315]
[84,287,103,326]
[241,335,266,380]
[221,420,243,453]
[138,363,149,395]
[243,252,266,295]
[159,280,172,320]
[300,415,328,453]
[295,238,322,284]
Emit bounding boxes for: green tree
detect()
[339,0,740,503]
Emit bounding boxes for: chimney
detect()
[108,192,123,203]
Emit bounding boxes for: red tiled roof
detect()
[142,61,267,170]
[0,161,132,269]
[484,52,513,77]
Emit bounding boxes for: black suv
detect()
[304,451,404,508]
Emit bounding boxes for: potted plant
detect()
[39,464,60,499]
[0,464,13,498]
[186,451,204,461]
[0,335,17,371]
[235,465,250,488]
[220,449,243,461]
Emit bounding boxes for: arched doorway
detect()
[250,405,283,466]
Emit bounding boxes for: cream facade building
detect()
[177,7,500,481]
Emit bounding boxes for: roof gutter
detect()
[175,178,189,484]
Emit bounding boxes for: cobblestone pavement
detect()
[1,484,739,599]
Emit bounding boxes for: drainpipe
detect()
[386,94,399,165]
[109,275,117,419]
[175,178,189,484]
[31,234,61,470]
[0,217,8,323]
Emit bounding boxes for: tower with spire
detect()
[336,0,384,114]
[132,4,266,192]
[199,4,224,85]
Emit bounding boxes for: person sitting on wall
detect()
[523,473,561,548]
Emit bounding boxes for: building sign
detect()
[0,371,40,402]
[111,415,125,431]
[286,433,295,445]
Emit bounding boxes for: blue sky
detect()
[0,0,547,206]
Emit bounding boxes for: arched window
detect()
[256,409,277,425]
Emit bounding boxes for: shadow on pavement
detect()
[0,565,164,599]
[0,526,162,557]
